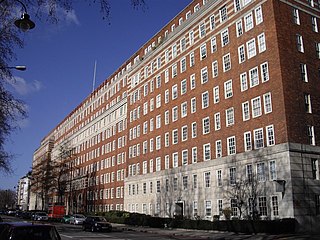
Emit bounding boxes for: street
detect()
[2,215,320,240]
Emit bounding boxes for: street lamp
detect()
[3,65,27,71]
[0,0,36,31]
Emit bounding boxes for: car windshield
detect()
[7,226,60,240]
[37,212,47,216]
[93,217,106,222]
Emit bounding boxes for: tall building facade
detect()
[33,0,320,231]
[16,173,31,211]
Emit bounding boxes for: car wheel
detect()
[91,226,95,232]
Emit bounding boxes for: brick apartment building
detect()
[31,0,320,231]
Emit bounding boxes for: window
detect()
[181,125,188,141]
[297,34,304,53]
[172,63,178,78]
[191,97,196,113]
[263,92,272,114]
[244,12,254,32]
[202,91,209,109]
[266,125,275,146]
[165,69,169,83]
[165,110,169,125]
[311,159,319,180]
[269,160,277,180]
[221,28,229,47]
[217,170,222,187]
[216,140,222,158]
[180,37,186,52]
[250,67,259,88]
[180,57,186,73]
[254,128,264,149]
[257,162,266,182]
[300,63,308,82]
[203,143,211,161]
[244,132,252,152]
[190,52,195,67]
[190,74,196,89]
[212,60,218,78]
[316,195,320,215]
[260,62,269,82]
[214,112,221,131]
[156,94,161,108]
[251,97,262,118]
[316,43,320,59]
[201,67,208,84]
[218,199,223,215]
[204,171,211,187]
[181,102,187,118]
[242,101,250,121]
[247,38,257,59]
[202,117,210,134]
[192,122,197,138]
[226,108,235,127]
[238,45,246,63]
[182,175,188,189]
[172,152,178,168]
[199,22,206,38]
[211,37,217,53]
[156,115,161,129]
[224,80,233,99]
[293,9,300,25]
[219,5,228,22]
[223,53,231,72]
[172,85,178,100]
[181,79,187,95]
[172,44,177,58]
[257,33,266,53]
[258,196,267,216]
[255,6,263,24]
[229,167,236,185]
[213,86,219,103]
[165,132,169,147]
[234,0,241,12]
[156,136,161,150]
[246,164,253,183]
[236,20,243,37]
[182,150,188,165]
[240,72,248,91]
[205,200,212,217]
[156,180,160,192]
[308,125,315,145]
[312,16,318,32]
[227,136,236,155]
[272,196,279,216]
[192,147,197,163]
[200,44,207,60]
[189,30,194,45]
[210,15,215,30]
[172,129,178,144]
[231,199,238,217]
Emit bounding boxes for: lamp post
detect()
[0,0,36,31]
[1,65,27,71]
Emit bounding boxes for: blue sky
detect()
[1,0,193,190]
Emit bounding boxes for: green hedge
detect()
[93,211,297,234]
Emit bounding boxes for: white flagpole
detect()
[92,60,97,93]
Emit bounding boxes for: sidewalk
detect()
[112,223,320,240]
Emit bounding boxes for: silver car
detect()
[69,214,86,225]
[33,212,48,221]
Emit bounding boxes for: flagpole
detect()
[92,60,97,93]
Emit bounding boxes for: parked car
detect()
[69,214,86,225]
[33,212,48,221]
[61,215,71,224]
[0,222,61,240]
[82,216,112,232]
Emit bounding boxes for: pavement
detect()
[111,223,320,240]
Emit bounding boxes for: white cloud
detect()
[6,76,43,96]
[62,9,80,26]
